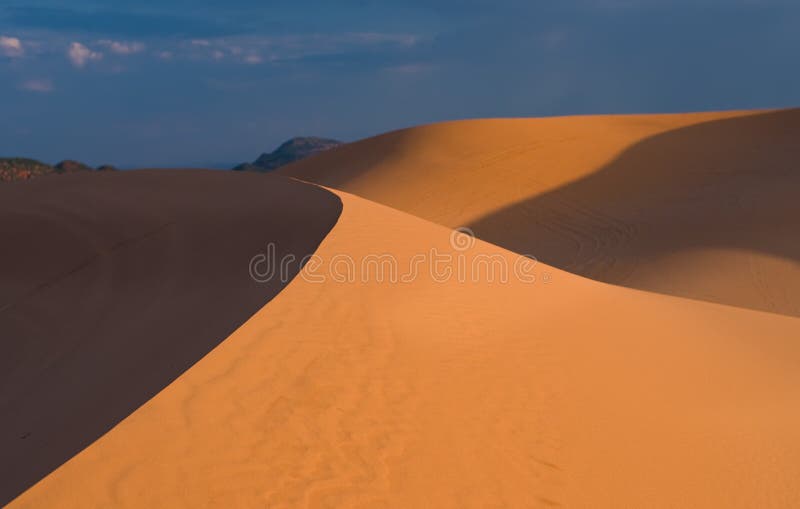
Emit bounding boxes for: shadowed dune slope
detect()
[282,109,800,316]
[12,190,800,508]
[0,170,342,506]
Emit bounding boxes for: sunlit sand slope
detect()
[0,171,342,506]
[282,109,800,316]
[13,190,800,508]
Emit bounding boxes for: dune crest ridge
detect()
[282,109,800,316]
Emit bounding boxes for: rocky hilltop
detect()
[0,158,117,182]
[233,137,342,172]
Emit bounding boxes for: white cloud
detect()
[87,32,424,66]
[0,35,24,57]
[99,40,145,55]
[68,42,102,68]
[19,79,54,93]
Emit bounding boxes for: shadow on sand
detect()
[0,170,342,505]
[467,109,800,315]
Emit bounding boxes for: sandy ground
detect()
[0,171,341,506]
[11,189,800,508]
[282,109,800,316]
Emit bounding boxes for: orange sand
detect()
[12,190,800,508]
[283,109,800,316]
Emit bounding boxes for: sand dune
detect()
[0,171,341,506]
[6,111,800,507]
[11,189,800,508]
[282,109,800,316]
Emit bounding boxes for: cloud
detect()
[19,79,54,93]
[177,32,425,66]
[68,42,102,68]
[98,40,145,55]
[0,35,24,57]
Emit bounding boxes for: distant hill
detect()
[0,158,56,182]
[2,137,342,181]
[55,160,94,173]
[233,137,342,172]
[0,158,117,182]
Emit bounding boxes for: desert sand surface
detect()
[11,189,800,508]
[0,170,342,506]
[282,108,800,316]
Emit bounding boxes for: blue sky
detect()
[1,1,799,167]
